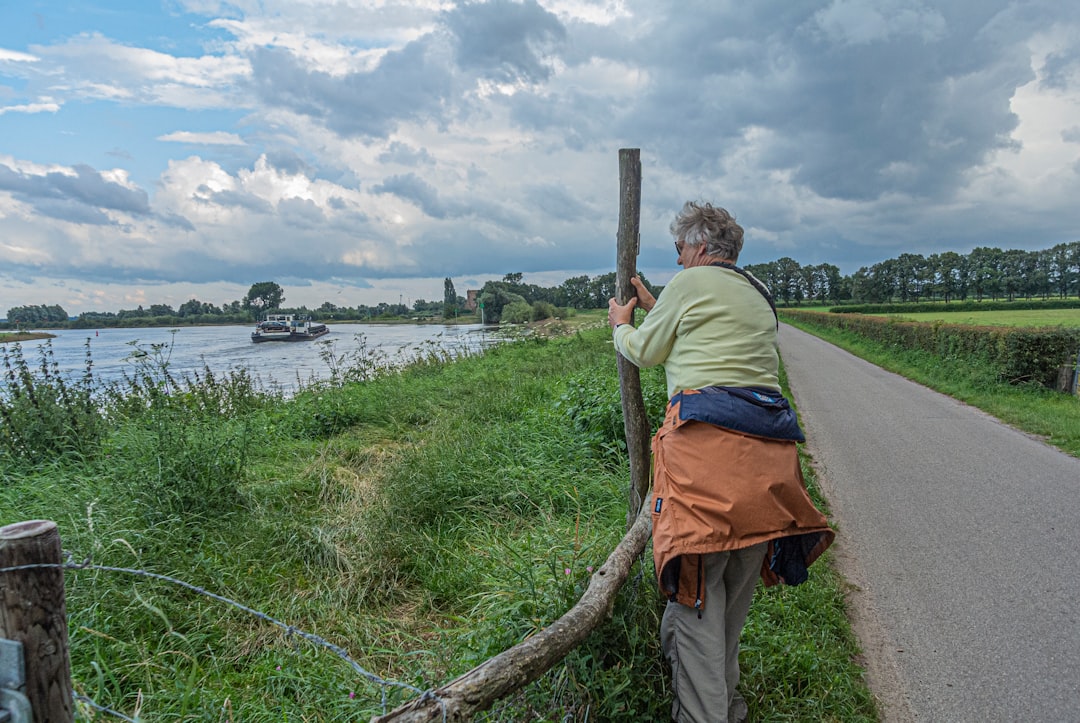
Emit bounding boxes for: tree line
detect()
[745,241,1080,306]
[6,241,1080,328]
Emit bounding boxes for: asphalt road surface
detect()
[778,323,1080,723]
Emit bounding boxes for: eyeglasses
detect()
[674,241,684,256]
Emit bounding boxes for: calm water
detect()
[10,323,498,391]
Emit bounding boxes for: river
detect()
[8,322,498,392]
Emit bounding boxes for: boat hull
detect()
[251,325,328,342]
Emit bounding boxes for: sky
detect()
[2,1,1080,316]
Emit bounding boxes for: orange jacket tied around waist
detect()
[651,391,835,610]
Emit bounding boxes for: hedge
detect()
[782,310,1080,388]
[828,299,1080,315]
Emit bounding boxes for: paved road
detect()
[778,324,1080,723]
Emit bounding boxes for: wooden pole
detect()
[0,520,74,723]
[615,148,651,527]
[371,496,653,722]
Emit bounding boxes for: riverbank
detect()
[0,324,875,720]
[0,331,55,343]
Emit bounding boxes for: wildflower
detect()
[586,566,594,573]
[349,692,356,699]
[564,568,571,575]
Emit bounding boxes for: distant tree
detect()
[772,257,802,305]
[6,304,69,325]
[558,275,592,308]
[148,304,176,317]
[443,277,458,318]
[244,281,285,312]
[588,272,617,307]
[477,285,527,323]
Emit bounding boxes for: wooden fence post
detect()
[0,520,74,723]
[615,148,651,528]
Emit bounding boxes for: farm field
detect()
[876,308,1080,327]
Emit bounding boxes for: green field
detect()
[876,308,1080,327]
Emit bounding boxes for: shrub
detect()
[783,310,1080,387]
[501,300,533,324]
[556,365,668,460]
[0,340,104,465]
[531,301,557,322]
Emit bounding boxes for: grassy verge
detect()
[0,331,55,343]
[1,325,875,721]
[781,313,1080,458]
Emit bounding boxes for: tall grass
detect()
[1,327,876,721]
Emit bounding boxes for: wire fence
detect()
[0,554,449,722]
[2,538,653,722]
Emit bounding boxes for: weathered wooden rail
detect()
[371,498,652,722]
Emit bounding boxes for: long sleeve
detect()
[612,280,684,369]
[612,267,780,398]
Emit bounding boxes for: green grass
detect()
[781,313,1080,458]
[878,308,1080,327]
[1,327,876,721]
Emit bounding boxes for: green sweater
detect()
[613,265,780,398]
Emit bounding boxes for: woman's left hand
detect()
[608,296,637,329]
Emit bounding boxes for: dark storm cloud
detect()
[615,2,1069,203]
[372,172,526,229]
[373,173,449,218]
[30,197,113,225]
[0,162,150,214]
[248,40,454,138]
[524,183,591,221]
[504,88,603,150]
[1040,45,1080,91]
[442,0,567,84]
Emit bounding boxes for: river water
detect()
[8,322,498,392]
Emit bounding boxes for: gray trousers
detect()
[660,543,767,723]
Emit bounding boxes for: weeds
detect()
[0,339,103,464]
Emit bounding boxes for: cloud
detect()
[372,173,448,218]
[0,162,150,215]
[0,48,38,62]
[28,33,251,109]
[0,101,61,115]
[158,131,247,145]
[378,141,435,166]
[443,0,568,84]
[247,39,454,138]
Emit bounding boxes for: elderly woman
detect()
[608,202,834,723]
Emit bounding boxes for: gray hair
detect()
[669,202,744,262]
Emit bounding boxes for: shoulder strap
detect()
[710,262,779,328]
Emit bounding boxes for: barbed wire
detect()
[74,693,138,722]
[0,556,448,722]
